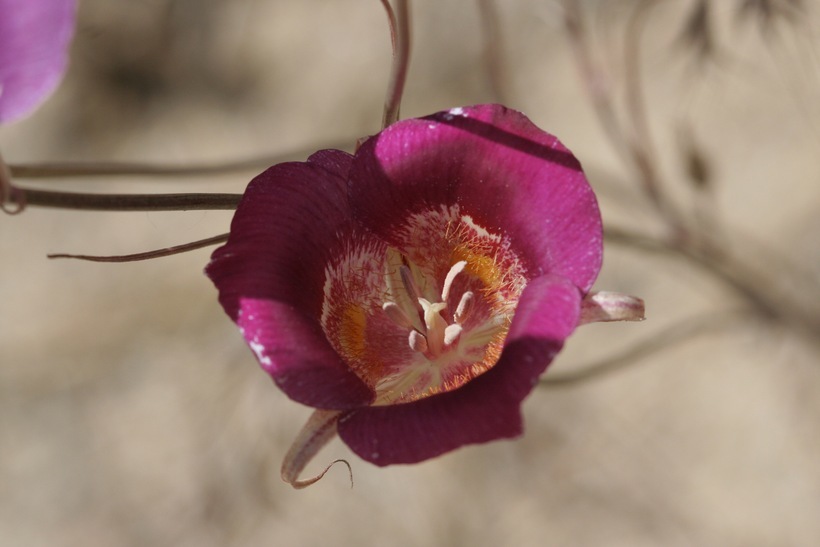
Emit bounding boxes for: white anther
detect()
[441,260,467,302]
[454,291,475,324]
[408,330,428,353]
[382,302,413,329]
[443,324,463,347]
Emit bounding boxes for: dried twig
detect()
[541,308,749,387]
[562,1,632,164]
[622,0,688,235]
[605,226,820,346]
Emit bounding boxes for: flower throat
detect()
[320,206,528,405]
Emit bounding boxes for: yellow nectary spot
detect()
[452,245,502,292]
[338,304,367,360]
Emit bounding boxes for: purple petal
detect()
[0,0,76,123]
[206,150,374,409]
[349,104,603,292]
[337,274,581,465]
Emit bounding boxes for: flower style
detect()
[0,0,77,123]
[206,104,643,487]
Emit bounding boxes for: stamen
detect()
[454,291,475,324]
[443,323,462,347]
[382,301,413,329]
[408,330,428,353]
[399,264,421,302]
[441,260,467,301]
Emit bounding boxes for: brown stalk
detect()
[381,0,411,128]
[5,188,241,212]
[604,226,820,346]
[541,308,748,387]
[622,0,688,236]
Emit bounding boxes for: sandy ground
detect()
[1,1,819,546]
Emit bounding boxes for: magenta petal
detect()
[209,150,356,315]
[337,274,581,465]
[349,104,603,292]
[237,299,374,409]
[207,150,374,409]
[0,0,76,123]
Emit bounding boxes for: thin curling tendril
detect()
[48,233,230,263]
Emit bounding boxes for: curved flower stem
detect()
[379,0,398,51]
[381,0,411,128]
[540,308,748,387]
[6,188,241,212]
[48,233,230,263]
[281,410,352,489]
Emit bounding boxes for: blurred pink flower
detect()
[0,0,76,123]
[207,104,638,486]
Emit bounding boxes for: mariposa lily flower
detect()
[0,0,77,123]
[207,104,643,488]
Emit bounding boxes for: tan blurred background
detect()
[1,1,819,545]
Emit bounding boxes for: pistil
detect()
[383,258,479,359]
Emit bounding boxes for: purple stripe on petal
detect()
[0,0,76,123]
[337,274,580,465]
[207,150,374,409]
[349,104,603,292]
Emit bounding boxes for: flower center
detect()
[320,207,527,405]
[372,254,512,404]
[382,260,471,358]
